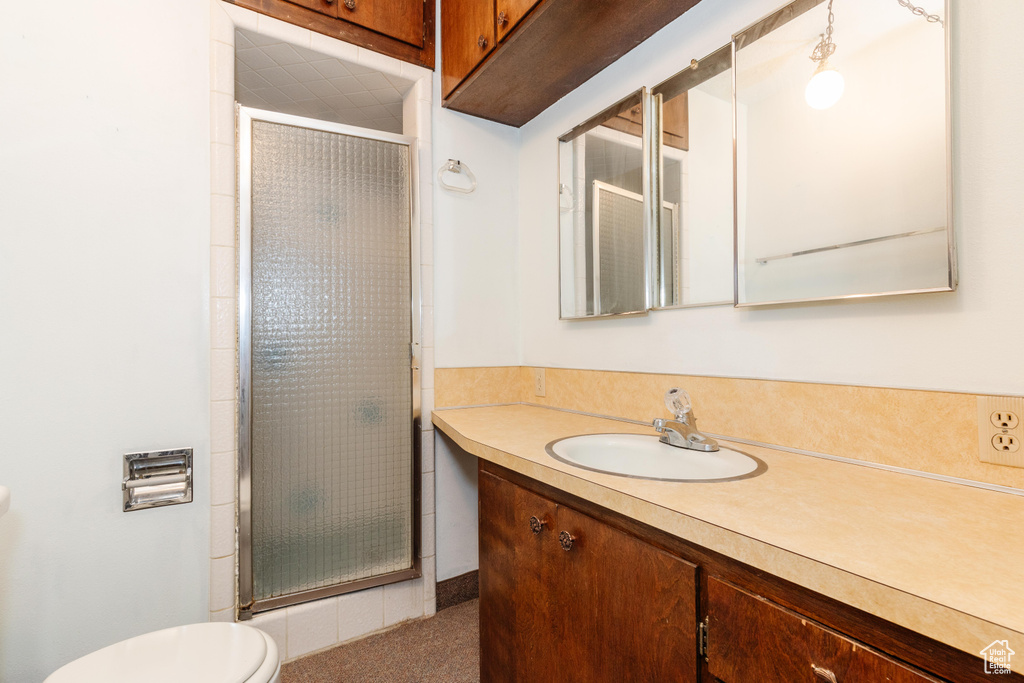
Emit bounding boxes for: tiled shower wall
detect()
[209,0,436,661]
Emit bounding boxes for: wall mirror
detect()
[733,0,954,306]
[651,45,735,309]
[558,89,651,319]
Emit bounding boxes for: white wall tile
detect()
[210,607,235,623]
[211,348,236,402]
[337,586,385,643]
[420,222,433,267]
[210,502,236,559]
[210,91,235,146]
[286,597,339,659]
[383,579,423,627]
[421,265,433,307]
[210,0,235,46]
[422,555,436,603]
[419,180,433,227]
[421,471,435,516]
[210,556,236,612]
[211,297,236,349]
[211,39,235,96]
[309,32,360,64]
[256,14,312,49]
[221,1,260,32]
[210,399,236,453]
[421,305,433,349]
[420,391,434,434]
[251,608,288,659]
[401,62,431,84]
[210,450,236,507]
[356,47,402,79]
[211,142,236,197]
[421,347,434,389]
[421,431,434,474]
[421,513,435,559]
[211,246,236,298]
[211,194,236,247]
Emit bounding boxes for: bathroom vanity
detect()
[433,405,1024,682]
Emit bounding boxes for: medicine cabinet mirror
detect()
[558,89,651,319]
[733,0,954,305]
[651,45,736,309]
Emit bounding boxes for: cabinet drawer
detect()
[706,577,940,683]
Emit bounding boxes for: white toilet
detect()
[45,622,280,683]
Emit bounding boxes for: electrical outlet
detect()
[978,396,1024,468]
[533,368,546,397]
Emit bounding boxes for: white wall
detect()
[431,26,520,579]
[0,2,212,681]
[431,78,520,368]
[518,0,1024,396]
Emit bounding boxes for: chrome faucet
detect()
[652,388,719,452]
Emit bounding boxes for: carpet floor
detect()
[280,599,480,682]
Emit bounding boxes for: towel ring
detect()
[438,159,477,194]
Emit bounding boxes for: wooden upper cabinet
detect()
[337,0,425,47]
[440,0,704,126]
[441,0,496,99]
[227,0,434,69]
[496,0,541,42]
[287,0,340,16]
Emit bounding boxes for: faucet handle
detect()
[664,388,692,419]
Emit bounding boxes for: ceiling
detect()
[234,29,414,134]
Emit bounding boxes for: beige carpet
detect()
[281,599,480,682]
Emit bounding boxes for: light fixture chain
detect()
[810,0,837,64]
[896,0,944,26]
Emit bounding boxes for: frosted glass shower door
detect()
[238,108,419,614]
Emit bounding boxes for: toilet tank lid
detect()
[45,622,272,683]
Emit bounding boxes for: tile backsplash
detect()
[435,367,1024,490]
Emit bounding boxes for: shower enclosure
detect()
[237,107,421,615]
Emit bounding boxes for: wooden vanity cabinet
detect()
[706,578,939,683]
[478,460,1009,683]
[479,469,699,682]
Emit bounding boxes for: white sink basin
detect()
[0,485,9,518]
[547,434,766,482]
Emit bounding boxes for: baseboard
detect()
[436,570,479,612]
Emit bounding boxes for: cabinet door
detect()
[441,0,495,98]
[338,0,424,47]
[555,505,699,683]
[479,470,559,682]
[706,577,940,683]
[495,0,541,42]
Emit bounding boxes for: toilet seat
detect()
[45,622,280,683]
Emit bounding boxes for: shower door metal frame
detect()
[236,106,422,618]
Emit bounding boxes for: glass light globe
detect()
[805,67,845,110]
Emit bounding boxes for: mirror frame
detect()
[556,87,655,320]
[649,43,736,311]
[730,0,956,307]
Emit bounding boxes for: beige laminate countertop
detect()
[432,404,1024,659]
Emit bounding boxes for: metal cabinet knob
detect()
[478,35,488,49]
[529,515,547,534]
[559,531,575,551]
[497,10,508,27]
[812,665,838,683]
[344,0,356,8]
